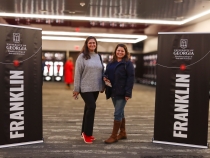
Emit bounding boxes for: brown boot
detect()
[117,118,127,140]
[104,120,121,144]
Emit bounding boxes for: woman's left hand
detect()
[100,87,105,93]
[125,97,130,101]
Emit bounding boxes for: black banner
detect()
[153,33,210,148]
[0,24,43,148]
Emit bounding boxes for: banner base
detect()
[152,140,208,149]
[153,139,208,149]
[0,140,44,148]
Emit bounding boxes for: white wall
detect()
[143,18,210,53]
[174,18,210,32]
[143,36,158,53]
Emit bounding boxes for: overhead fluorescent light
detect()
[1,10,210,25]
[41,31,147,43]
[97,38,140,43]
[181,9,210,24]
[42,31,147,39]
[42,36,147,43]
[42,36,86,41]
[0,13,181,25]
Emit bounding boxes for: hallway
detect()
[0,82,209,158]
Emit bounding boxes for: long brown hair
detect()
[112,44,130,62]
[80,36,98,60]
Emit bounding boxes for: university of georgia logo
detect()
[13,33,20,43]
[180,39,188,49]
[173,39,194,60]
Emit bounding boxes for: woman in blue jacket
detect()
[103,44,135,144]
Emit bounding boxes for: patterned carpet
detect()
[0,82,209,158]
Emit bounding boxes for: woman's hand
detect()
[103,77,112,87]
[103,77,110,82]
[125,97,130,101]
[100,87,105,93]
[73,91,79,100]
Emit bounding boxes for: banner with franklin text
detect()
[153,32,210,148]
[0,24,43,148]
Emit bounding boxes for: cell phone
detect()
[105,80,112,87]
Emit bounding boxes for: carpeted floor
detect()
[0,82,209,158]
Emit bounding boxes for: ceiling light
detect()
[130,24,136,27]
[42,36,85,41]
[90,21,97,26]
[42,36,146,43]
[45,20,52,24]
[174,0,183,3]
[181,9,210,24]
[0,13,182,25]
[97,38,138,43]
[80,2,85,7]
[119,23,126,27]
[1,11,210,25]
[56,19,62,23]
[36,19,41,22]
[41,31,147,43]
[100,22,105,26]
[42,31,147,39]
[110,23,117,27]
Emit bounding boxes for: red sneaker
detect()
[90,136,95,140]
[81,135,95,140]
[82,132,93,144]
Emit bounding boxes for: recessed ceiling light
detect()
[80,2,85,7]
[174,0,183,3]
[175,0,182,2]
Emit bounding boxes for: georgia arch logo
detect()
[180,39,188,49]
[13,33,20,43]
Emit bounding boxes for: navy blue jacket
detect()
[104,60,135,99]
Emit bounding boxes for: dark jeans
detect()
[80,91,99,136]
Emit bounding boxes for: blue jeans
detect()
[111,97,127,121]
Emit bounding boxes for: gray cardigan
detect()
[74,53,104,93]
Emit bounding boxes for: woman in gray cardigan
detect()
[73,36,104,144]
